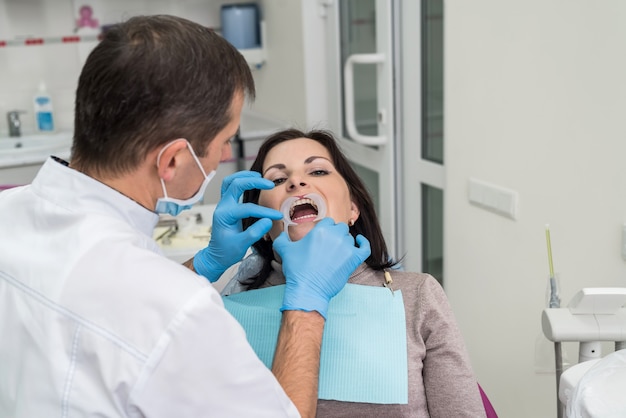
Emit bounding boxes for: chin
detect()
[287,223,315,241]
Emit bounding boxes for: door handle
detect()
[343,53,387,145]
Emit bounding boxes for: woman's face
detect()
[259,138,360,242]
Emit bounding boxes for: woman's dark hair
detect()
[241,129,398,289]
[71,15,254,177]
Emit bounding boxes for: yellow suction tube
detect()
[546,224,555,279]
[545,224,560,308]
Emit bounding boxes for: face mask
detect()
[155,139,216,216]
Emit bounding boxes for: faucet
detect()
[7,110,25,137]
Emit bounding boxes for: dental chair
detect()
[542,288,626,417]
[478,383,498,417]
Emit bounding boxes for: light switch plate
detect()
[468,178,518,220]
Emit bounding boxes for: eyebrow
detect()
[262,155,331,176]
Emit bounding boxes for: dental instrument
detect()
[542,288,626,416]
[279,193,327,235]
[545,225,561,309]
[545,224,563,418]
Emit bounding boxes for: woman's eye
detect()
[310,169,329,176]
[272,178,286,185]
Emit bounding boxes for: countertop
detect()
[0,111,286,170]
[153,204,216,264]
[153,203,245,292]
[0,132,72,168]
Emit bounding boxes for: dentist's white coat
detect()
[0,157,298,418]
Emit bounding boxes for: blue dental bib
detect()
[223,283,408,404]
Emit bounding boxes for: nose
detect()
[287,176,308,191]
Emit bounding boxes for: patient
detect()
[222,129,486,417]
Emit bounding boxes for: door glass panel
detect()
[422,184,443,284]
[339,0,378,138]
[422,0,444,163]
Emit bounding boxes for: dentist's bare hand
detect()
[273,218,371,319]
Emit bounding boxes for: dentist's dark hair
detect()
[71,14,254,178]
[241,128,399,290]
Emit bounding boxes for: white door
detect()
[324,0,399,257]
[324,0,446,280]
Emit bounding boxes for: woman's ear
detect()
[350,201,360,225]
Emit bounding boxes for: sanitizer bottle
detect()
[34,81,54,132]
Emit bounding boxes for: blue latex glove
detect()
[194,171,283,282]
[273,217,371,319]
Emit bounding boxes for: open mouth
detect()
[289,197,319,222]
[279,193,327,233]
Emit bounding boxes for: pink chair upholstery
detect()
[478,383,498,417]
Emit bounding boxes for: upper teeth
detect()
[290,198,318,218]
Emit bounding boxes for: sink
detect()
[0,135,69,151]
[0,132,72,168]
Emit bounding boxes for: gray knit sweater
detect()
[222,258,486,418]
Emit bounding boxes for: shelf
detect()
[0,34,101,47]
[240,47,266,69]
[0,33,266,69]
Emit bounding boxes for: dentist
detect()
[0,15,370,418]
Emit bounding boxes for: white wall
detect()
[445,1,626,417]
[253,0,306,127]
[0,1,80,136]
[0,0,302,194]
[0,0,230,136]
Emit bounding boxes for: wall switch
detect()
[468,178,519,220]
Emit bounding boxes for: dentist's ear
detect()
[155,139,188,181]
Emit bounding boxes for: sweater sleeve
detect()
[417,275,486,417]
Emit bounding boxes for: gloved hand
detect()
[194,171,283,283]
[273,217,371,319]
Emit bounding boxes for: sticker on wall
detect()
[76,5,100,30]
